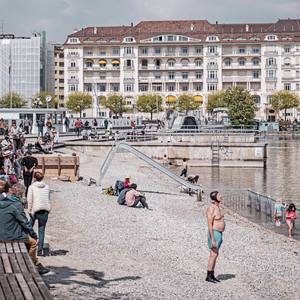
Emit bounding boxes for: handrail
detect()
[98,142,203,192]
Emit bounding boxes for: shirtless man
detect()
[205,191,226,283]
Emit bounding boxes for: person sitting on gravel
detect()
[124,176,131,189]
[125,184,149,209]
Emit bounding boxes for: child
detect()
[274,199,285,227]
[286,203,297,238]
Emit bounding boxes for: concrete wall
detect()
[68,141,267,168]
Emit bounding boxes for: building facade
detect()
[64,19,300,119]
[54,45,65,107]
[0,34,40,104]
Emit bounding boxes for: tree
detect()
[223,87,257,125]
[177,94,200,114]
[101,94,127,116]
[33,91,57,108]
[66,92,93,117]
[271,91,300,120]
[0,93,26,108]
[207,91,226,114]
[136,94,163,120]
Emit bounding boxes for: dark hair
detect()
[0,180,10,193]
[130,183,137,189]
[34,172,44,182]
[287,203,296,212]
[210,191,219,202]
[25,151,32,156]
[194,175,199,183]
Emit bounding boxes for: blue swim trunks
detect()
[207,230,223,249]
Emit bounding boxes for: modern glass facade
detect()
[0,35,40,105]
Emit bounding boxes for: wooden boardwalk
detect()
[0,241,53,300]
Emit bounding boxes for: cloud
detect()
[0,0,299,42]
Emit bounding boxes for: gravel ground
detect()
[39,150,300,300]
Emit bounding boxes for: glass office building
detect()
[0,34,40,105]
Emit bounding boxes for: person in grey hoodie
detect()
[27,171,51,256]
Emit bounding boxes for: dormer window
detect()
[123,37,135,43]
[206,36,219,42]
[69,38,79,43]
[167,35,177,42]
[265,35,278,41]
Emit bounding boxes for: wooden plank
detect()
[2,254,13,274]
[24,275,44,300]
[0,257,4,275]
[32,275,53,300]
[0,275,15,300]
[12,243,21,253]
[5,243,13,254]
[7,274,25,300]
[0,243,7,253]
[19,243,28,253]
[8,254,21,273]
[15,274,35,300]
[22,254,38,275]
[15,253,30,274]
[0,277,5,300]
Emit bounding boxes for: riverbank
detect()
[40,150,300,299]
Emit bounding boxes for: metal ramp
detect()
[99,142,203,196]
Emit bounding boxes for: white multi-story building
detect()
[64,19,300,120]
[0,34,40,104]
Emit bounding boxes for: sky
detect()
[0,0,300,43]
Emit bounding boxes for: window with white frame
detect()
[181,85,189,92]
[239,59,246,66]
[208,46,217,54]
[139,84,148,92]
[125,47,133,55]
[168,72,175,80]
[181,47,188,55]
[98,83,106,92]
[166,47,175,55]
[207,84,217,91]
[195,59,203,67]
[296,70,300,78]
[125,84,134,92]
[155,73,161,80]
[238,48,245,54]
[141,47,148,55]
[182,72,189,79]
[195,83,202,91]
[112,48,120,55]
[154,47,161,54]
[224,58,231,66]
[153,84,162,92]
[69,38,79,43]
[84,84,92,92]
[252,58,260,66]
[167,35,176,41]
[168,60,175,67]
[253,71,260,79]
[266,35,277,41]
[266,57,276,65]
[266,69,276,78]
[69,85,78,92]
[252,48,260,54]
[284,47,290,53]
[296,83,300,91]
[70,62,76,68]
[195,71,203,79]
[195,46,203,54]
[207,36,218,41]
[208,70,217,79]
[284,83,291,91]
[167,84,175,92]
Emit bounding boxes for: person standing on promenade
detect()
[21,151,38,196]
[274,199,285,227]
[27,171,51,256]
[206,191,226,283]
[74,118,82,137]
[286,203,297,238]
[180,158,188,178]
[64,116,70,133]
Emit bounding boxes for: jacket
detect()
[0,197,37,241]
[27,181,51,216]
[117,188,131,205]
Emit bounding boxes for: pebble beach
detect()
[39,150,300,300]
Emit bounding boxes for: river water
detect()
[192,136,300,207]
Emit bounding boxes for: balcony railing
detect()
[68,79,79,84]
[265,77,277,81]
[265,64,277,68]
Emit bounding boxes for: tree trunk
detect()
[79,110,82,118]
[150,111,153,120]
[284,108,287,121]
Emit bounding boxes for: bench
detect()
[0,241,53,300]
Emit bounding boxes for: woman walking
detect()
[286,203,297,238]
[27,172,51,256]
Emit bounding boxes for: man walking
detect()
[180,158,188,178]
[21,151,38,196]
[205,191,226,283]
[74,118,82,137]
[37,119,44,138]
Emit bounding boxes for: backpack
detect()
[114,180,124,196]
[117,188,131,205]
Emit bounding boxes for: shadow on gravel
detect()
[44,266,141,289]
[50,249,70,256]
[217,274,236,281]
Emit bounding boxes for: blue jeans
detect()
[30,210,49,253]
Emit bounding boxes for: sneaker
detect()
[37,250,44,257]
[36,264,50,275]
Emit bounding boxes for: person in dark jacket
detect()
[0,180,49,275]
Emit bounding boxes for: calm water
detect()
[192,136,300,206]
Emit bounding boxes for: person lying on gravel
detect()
[125,183,149,209]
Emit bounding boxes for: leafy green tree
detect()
[33,91,57,108]
[101,94,127,116]
[66,92,93,117]
[271,91,300,120]
[177,94,200,114]
[136,94,163,120]
[0,93,26,108]
[223,87,257,125]
[207,91,226,114]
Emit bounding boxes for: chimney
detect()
[190,23,195,31]
[131,22,133,27]
[245,24,249,32]
[94,27,97,35]
[216,21,218,25]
